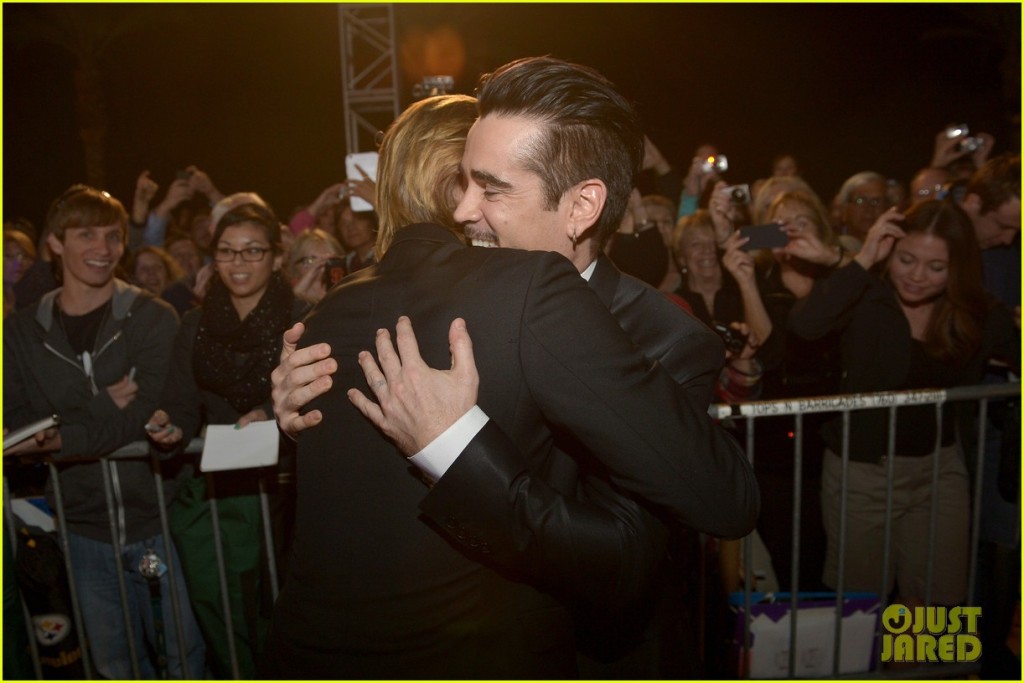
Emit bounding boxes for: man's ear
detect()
[565,179,607,240]
[46,232,63,258]
[273,252,284,271]
[961,192,983,216]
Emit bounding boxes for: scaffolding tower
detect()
[337,3,401,155]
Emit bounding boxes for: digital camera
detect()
[712,321,747,355]
[722,183,750,204]
[944,124,982,154]
[700,154,728,175]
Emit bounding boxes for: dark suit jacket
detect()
[419,255,754,675]
[263,225,756,678]
[420,255,745,598]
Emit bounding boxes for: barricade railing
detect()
[3,437,279,680]
[710,381,1020,679]
[4,381,1018,679]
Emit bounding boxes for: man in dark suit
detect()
[264,59,757,678]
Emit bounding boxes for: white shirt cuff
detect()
[407,405,489,483]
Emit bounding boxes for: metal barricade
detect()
[710,382,1020,679]
[3,438,282,680]
[5,381,1018,679]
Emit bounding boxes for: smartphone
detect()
[739,223,788,251]
[345,152,379,212]
[322,257,346,292]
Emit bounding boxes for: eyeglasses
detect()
[213,246,271,262]
[848,196,884,208]
[292,255,322,269]
[915,185,947,200]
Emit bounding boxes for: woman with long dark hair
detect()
[790,199,1019,607]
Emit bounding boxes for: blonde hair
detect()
[672,209,716,258]
[375,94,478,255]
[750,175,815,224]
[285,228,343,280]
[766,190,837,246]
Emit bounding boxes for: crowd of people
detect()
[3,54,1020,679]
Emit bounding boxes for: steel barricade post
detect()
[205,473,242,680]
[47,461,93,679]
[741,414,754,678]
[924,403,945,607]
[257,474,280,602]
[99,456,142,679]
[788,412,803,678]
[967,398,988,607]
[151,458,191,680]
[832,410,851,677]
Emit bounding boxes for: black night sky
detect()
[3,3,1020,231]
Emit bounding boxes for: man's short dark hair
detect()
[476,56,644,242]
[966,153,1020,214]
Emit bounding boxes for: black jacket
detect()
[264,225,757,678]
[789,260,1019,461]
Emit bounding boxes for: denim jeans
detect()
[67,532,206,679]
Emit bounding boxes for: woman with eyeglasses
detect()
[145,201,307,678]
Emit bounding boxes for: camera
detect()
[944,124,968,139]
[712,321,748,355]
[412,75,455,99]
[700,154,728,175]
[957,137,984,153]
[721,183,750,204]
[322,257,346,292]
[944,124,983,154]
[176,169,193,182]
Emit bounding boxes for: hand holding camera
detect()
[932,124,993,169]
[713,321,750,357]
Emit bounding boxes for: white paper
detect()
[346,151,379,212]
[199,420,279,472]
[4,415,59,450]
[748,606,877,678]
[11,498,55,533]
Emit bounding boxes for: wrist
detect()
[827,244,845,269]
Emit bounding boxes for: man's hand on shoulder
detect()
[271,322,337,439]
[348,316,479,455]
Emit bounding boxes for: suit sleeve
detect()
[516,253,759,535]
[420,420,667,612]
[420,253,757,606]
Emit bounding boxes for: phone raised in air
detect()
[738,223,788,251]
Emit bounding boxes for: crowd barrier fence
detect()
[4,381,1018,679]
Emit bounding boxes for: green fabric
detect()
[3,524,34,680]
[168,474,269,679]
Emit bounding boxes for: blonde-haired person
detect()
[374,93,477,253]
[286,228,344,303]
[264,59,753,677]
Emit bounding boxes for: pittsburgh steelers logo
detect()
[882,603,911,634]
[33,613,72,645]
